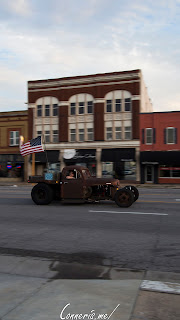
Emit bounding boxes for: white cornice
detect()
[28,79,140,93]
[45,140,140,150]
[28,72,140,89]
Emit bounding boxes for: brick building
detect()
[27,69,152,180]
[140,111,180,183]
[0,110,28,181]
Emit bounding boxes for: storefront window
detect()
[102,162,114,177]
[159,166,180,178]
[0,163,22,178]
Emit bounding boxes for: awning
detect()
[65,149,96,163]
[101,148,135,162]
[30,150,60,163]
[140,151,180,166]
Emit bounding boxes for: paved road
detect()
[0,185,180,272]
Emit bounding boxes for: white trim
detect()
[131,95,140,100]
[94,99,105,103]
[59,102,69,106]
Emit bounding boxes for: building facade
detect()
[140,111,180,184]
[27,69,152,181]
[0,111,28,181]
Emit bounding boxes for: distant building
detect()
[0,110,28,181]
[27,69,152,181]
[140,111,180,184]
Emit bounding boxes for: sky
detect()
[0,0,180,112]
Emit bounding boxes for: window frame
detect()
[37,105,42,117]
[146,128,153,145]
[70,129,76,142]
[115,99,121,112]
[166,127,175,144]
[124,98,131,112]
[115,126,122,140]
[106,100,112,113]
[53,104,58,116]
[9,131,20,146]
[78,128,85,142]
[124,126,132,140]
[106,127,113,140]
[87,128,94,141]
[78,102,85,115]
[45,104,50,117]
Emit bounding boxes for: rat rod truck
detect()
[28,165,139,207]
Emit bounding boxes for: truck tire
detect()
[124,185,139,201]
[115,188,134,207]
[31,183,53,205]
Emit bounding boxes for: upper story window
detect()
[36,98,59,118]
[124,126,131,140]
[9,131,19,146]
[106,100,112,113]
[69,94,94,116]
[106,127,113,140]
[70,103,76,115]
[165,127,177,144]
[115,99,121,112]
[70,129,76,142]
[87,128,93,141]
[45,105,50,117]
[105,90,132,113]
[146,128,153,144]
[104,91,132,141]
[115,126,122,140]
[125,98,131,112]
[79,102,84,114]
[53,130,58,143]
[87,101,93,114]
[79,128,84,141]
[53,104,58,116]
[37,105,42,117]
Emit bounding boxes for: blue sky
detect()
[0,0,180,112]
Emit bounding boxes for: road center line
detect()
[89,210,168,216]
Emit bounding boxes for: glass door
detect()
[145,165,154,183]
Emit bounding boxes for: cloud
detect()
[0,0,180,111]
[1,0,31,17]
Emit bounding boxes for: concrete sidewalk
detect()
[0,254,179,320]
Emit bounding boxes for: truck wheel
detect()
[124,186,139,201]
[31,183,53,205]
[115,189,134,207]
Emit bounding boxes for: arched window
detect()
[104,90,132,141]
[68,94,94,142]
[35,97,59,143]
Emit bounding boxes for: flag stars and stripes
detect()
[20,136,44,157]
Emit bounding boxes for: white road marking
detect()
[89,210,168,216]
[175,199,180,201]
[141,280,180,294]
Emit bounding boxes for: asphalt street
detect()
[0,185,180,272]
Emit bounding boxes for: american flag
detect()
[20,136,44,157]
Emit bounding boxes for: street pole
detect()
[32,153,35,176]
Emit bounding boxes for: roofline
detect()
[140,111,180,114]
[28,69,141,84]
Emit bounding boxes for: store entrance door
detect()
[145,165,154,183]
